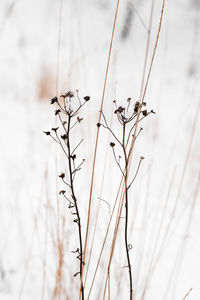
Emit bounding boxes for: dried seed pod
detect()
[66,91,74,98]
[51,97,58,104]
[43,131,51,136]
[58,172,65,179]
[51,127,59,132]
[61,134,68,140]
[55,109,61,115]
[84,96,90,101]
[59,190,66,195]
[118,106,125,113]
[142,110,148,116]
[77,117,83,123]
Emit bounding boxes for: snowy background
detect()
[1,0,200,299]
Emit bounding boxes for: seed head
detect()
[84,96,90,101]
[77,116,83,123]
[59,190,66,195]
[61,134,68,140]
[58,173,65,179]
[142,110,148,116]
[66,91,74,98]
[60,94,67,98]
[43,131,51,136]
[134,101,140,113]
[55,109,61,115]
[51,127,59,132]
[110,142,115,148]
[114,106,125,114]
[51,97,58,104]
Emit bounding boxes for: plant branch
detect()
[127,156,144,190]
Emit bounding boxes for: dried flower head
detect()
[60,93,67,98]
[114,106,125,114]
[66,91,74,98]
[58,172,65,179]
[134,101,140,113]
[55,109,61,115]
[84,96,90,101]
[43,131,51,136]
[59,190,66,195]
[77,117,83,123]
[118,106,125,113]
[61,134,68,140]
[51,127,59,132]
[51,97,58,104]
[134,107,139,113]
[110,142,115,148]
[142,110,148,116]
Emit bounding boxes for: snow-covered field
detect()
[1,0,200,299]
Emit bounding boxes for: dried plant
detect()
[44,90,90,300]
[99,98,155,299]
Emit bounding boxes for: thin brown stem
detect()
[66,115,84,300]
[122,122,133,300]
[81,3,120,297]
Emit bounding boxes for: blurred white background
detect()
[1,0,200,299]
